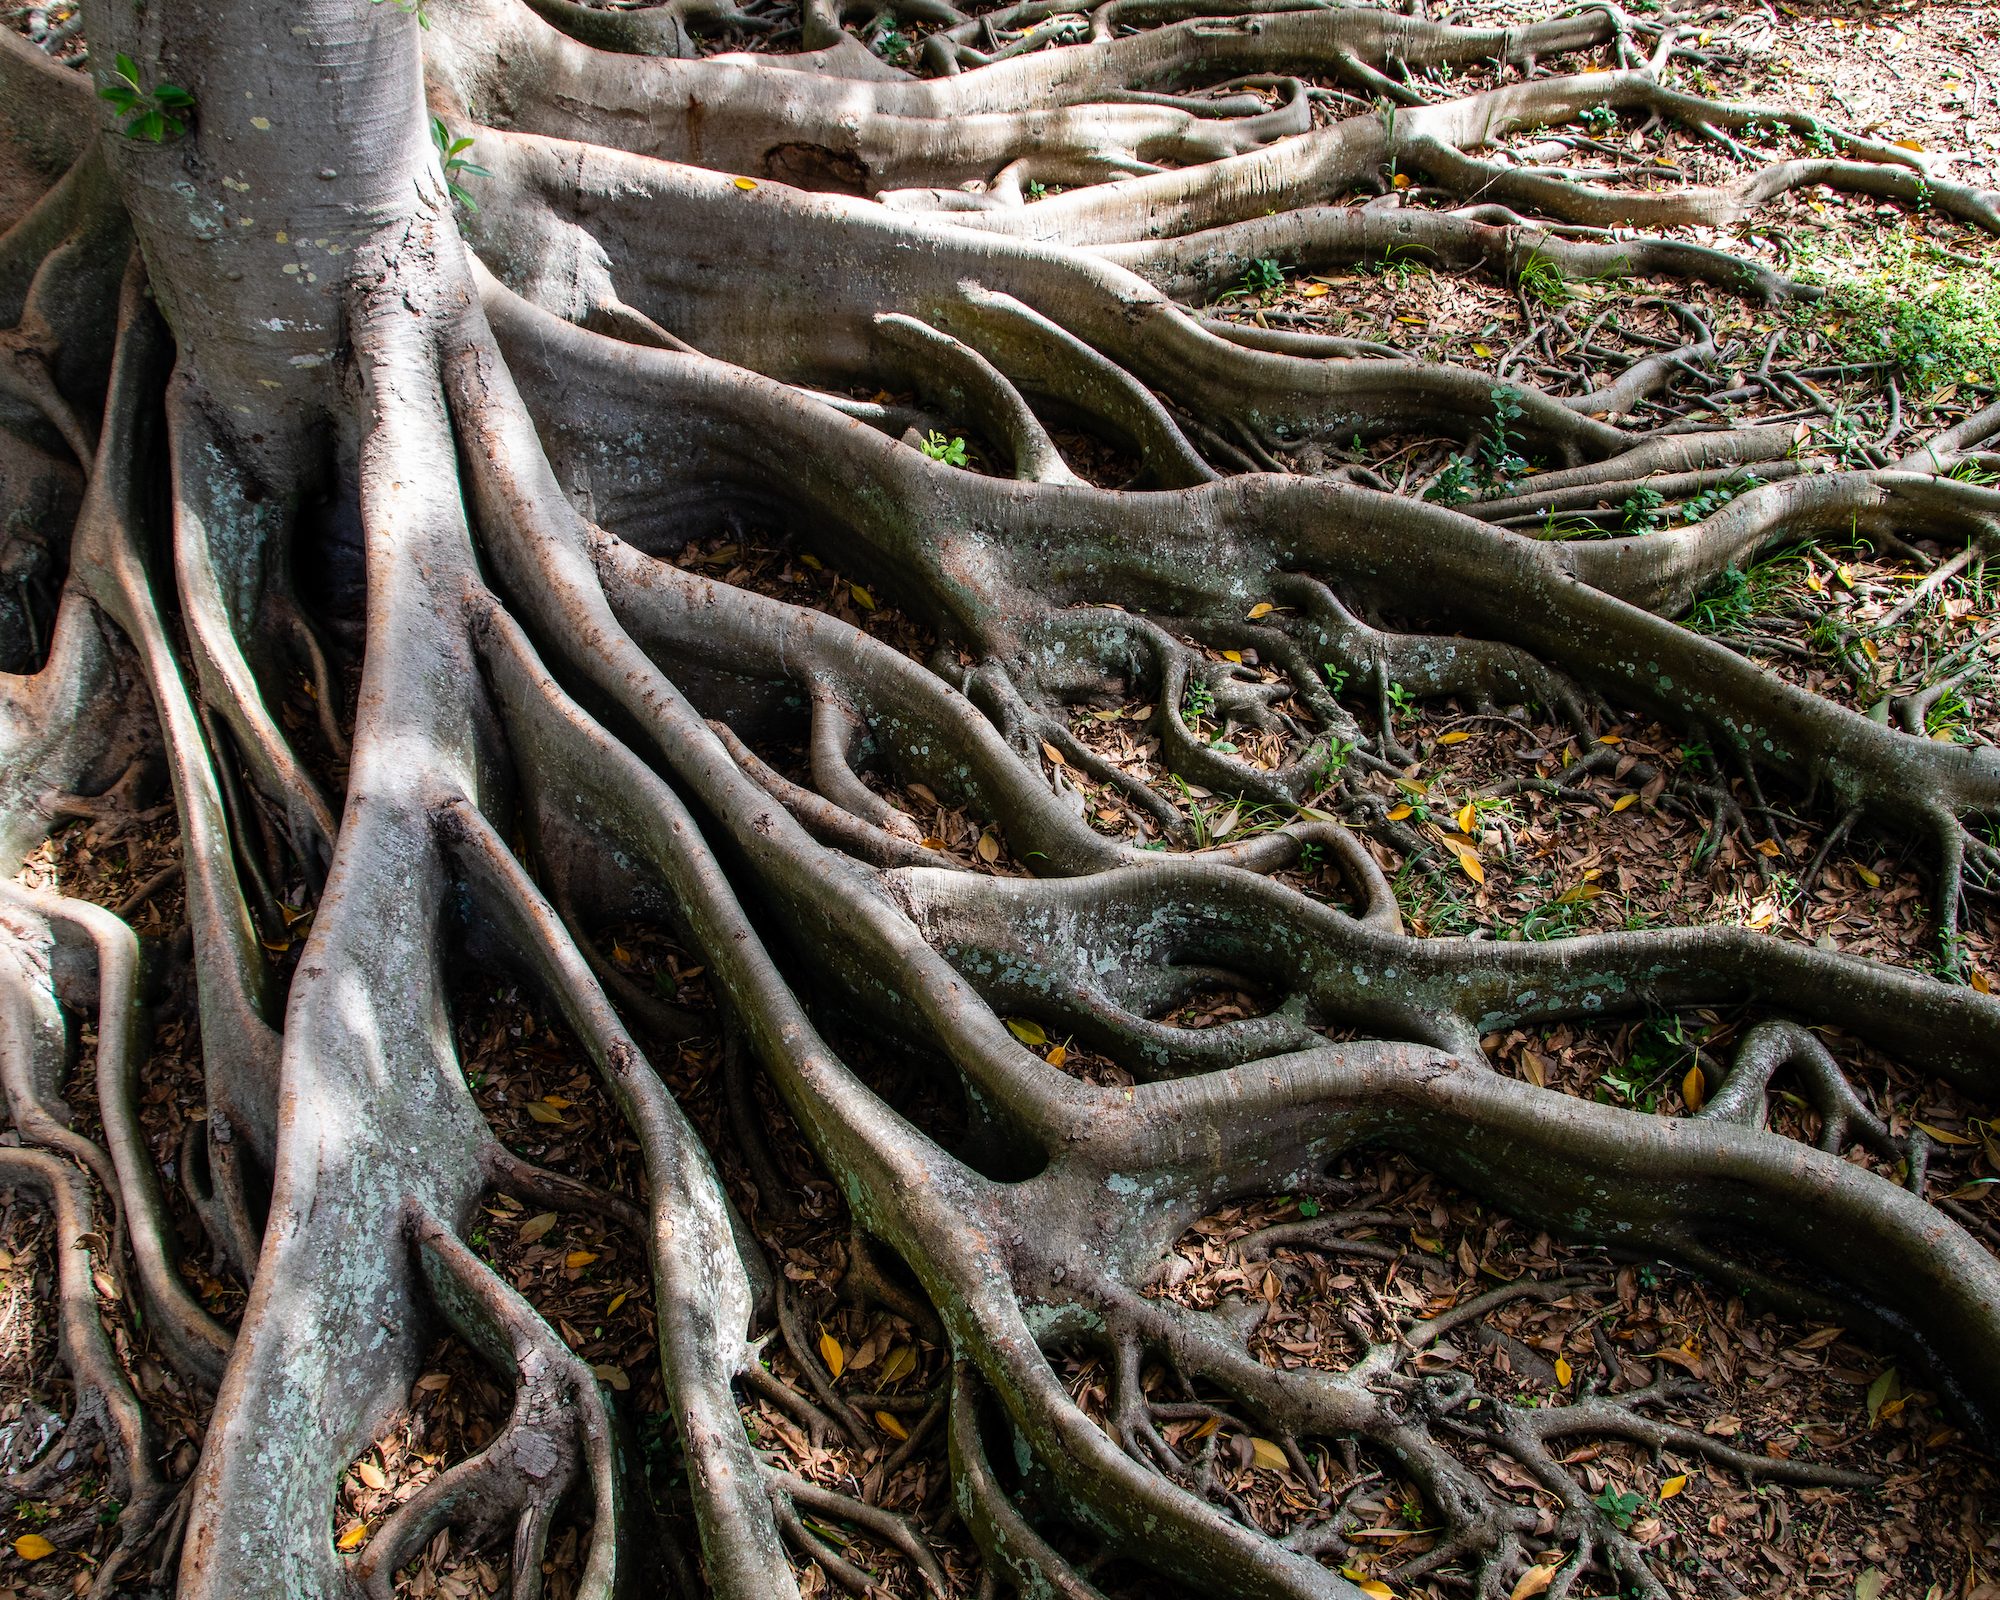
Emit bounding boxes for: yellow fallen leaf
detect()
[1006,1017,1048,1046]
[1396,314,1425,325]
[733,175,758,189]
[1247,601,1276,619]
[849,582,876,610]
[608,1292,628,1314]
[1611,793,1638,812]
[14,1533,55,1560]
[355,1458,387,1490]
[526,1099,566,1125]
[1390,172,1410,190]
[1806,569,1824,592]
[1221,649,1243,663]
[1892,137,1926,152]
[335,1523,367,1553]
[1438,730,1471,745]
[1456,802,1477,836]
[565,1249,599,1269]
[1248,1436,1289,1472]
[1682,1063,1706,1113]
[1753,838,1782,857]
[1386,804,1413,821]
[542,1094,572,1109]
[1472,343,1493,358]
[881,1346,918,1384]
[1510,1564,1557,1600]
[1835,563,1856,590]
[1854,863,1881,887]
[1301,283,1330,297]
[819,1329,846,1379]
[875,1409,910,1440]
[1554,1356,1573,1387]
[1446,839,1485,884]
[1659,1473,1689,1499]
[611,941,633,963]
[1046,1044,1068,1068]
[1973,970,1992,994]
[520,1211,558,1242]
[1916,1121,1978,1146]
[798,552,822,569]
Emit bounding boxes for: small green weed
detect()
[99,53,195,143]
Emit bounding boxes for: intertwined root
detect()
[4,0,2000,1596]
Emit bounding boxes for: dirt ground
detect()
[5,2,2000,1598]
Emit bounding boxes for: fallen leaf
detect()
[1866,1367,1899,1424]
[1916,1122,1977,1145]
[1611,793,1638,812]
[1006,1017,1048,1046]
[1386,804,1414,822]
[1247,602,1276,619]
[1221,649,1243,663]
[849,583,876,610]
[733,175,758,190]
[875,1409,909,1440]
[14,1533,55,1561]
[1854,863,1881,887]
[976,832,1001,863]
[1659,1474,1688,1499]
[1046,1044,1068,1068]
[819,1330,847,1380]
[526,1099,566,1125]
[1472,342,1493,358]
[1041,741,1066,766]
[565,1250,599,1269]
[881,1346,918,1384]
[1554,1356,1572,1387]
[1510,1564,1558,1600]
[1248,1436,1289,1472]
[1456,802,1477,835]
[1891,137,1926,152]
[1437,730,1471,745]
[1856,1570,1889,1600]
[1973,970,1993,994]
[1682,1063,1706,1113]
[335,1523,367,1553]
[1301,283,1330,298]
[593,1364,631,1392]
[355,1459,387,1490]
[1753,838,1782,857]
[520,1212,558,1242]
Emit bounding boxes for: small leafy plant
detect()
[432,117,491,212]
[99,54,196,143]
[920,431,969,467]
[371,0,433,26]
[1240,256,1285,295]
[1592,1487,1645,1531]
[1580,102,1617,135]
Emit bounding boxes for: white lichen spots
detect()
[1105,1172,1140,1195]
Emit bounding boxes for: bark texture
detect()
[2,2,1998,1598]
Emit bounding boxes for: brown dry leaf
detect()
[1916,1121,1977,1146]
[1510,1563,1558,1600]
[519,1212,558,1242]
[819,1329,847,1380]
[976,831,1001,863]
[355,1458,388,1490]
[1520,1050,1548,1088]
[593,1364,631,1392]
